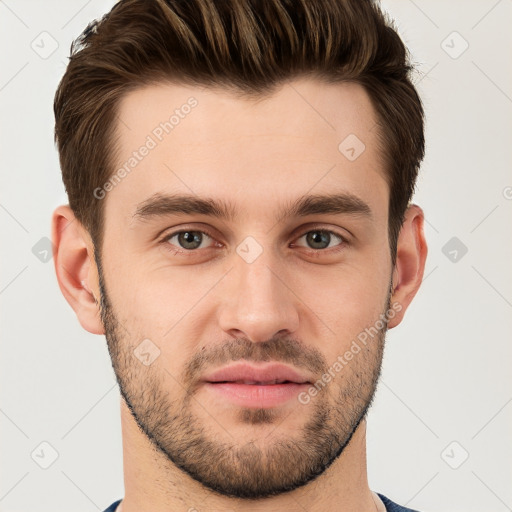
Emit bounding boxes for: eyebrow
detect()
[131,191,372,224]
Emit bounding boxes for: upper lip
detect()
[202,362,312,385]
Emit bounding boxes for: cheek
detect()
[301,254,391,345]
[109,260,223,350]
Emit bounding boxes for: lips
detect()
[223,380,293,385]
[202,362,311,385]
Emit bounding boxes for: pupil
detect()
[307,231,329,249]
[179,231,201,249]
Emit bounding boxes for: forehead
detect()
[107,78,387,226]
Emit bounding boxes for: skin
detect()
[52,78,427,512]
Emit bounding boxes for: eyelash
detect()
[158,226,348,257]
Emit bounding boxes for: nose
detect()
[217,248,300,343]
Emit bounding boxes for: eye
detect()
[159,226,348,257]
[293,229,347,252]
[160,229,217,254]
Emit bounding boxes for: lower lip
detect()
[204,382,309,408]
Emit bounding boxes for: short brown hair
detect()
[54,0,424,262]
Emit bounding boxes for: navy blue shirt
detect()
[103,493,420,511]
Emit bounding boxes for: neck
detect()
[118,399,379,512]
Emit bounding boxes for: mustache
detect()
[182,337,327,388]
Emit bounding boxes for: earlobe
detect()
[388,204,428,329]
[51,205,105,335]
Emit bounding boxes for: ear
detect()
[51,205,105,335]
[388,204,428,329]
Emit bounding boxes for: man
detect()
[51,0,427,510]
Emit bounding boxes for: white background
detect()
[1,1,511,511]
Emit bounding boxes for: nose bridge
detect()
[218,238,299,341]
[239,249,281,307]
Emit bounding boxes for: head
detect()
[52,0,427,500]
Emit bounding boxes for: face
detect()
[97,78,394,499]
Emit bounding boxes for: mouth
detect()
[202,362,312,386]
[213,379,301,385]
[201,362,312,408]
